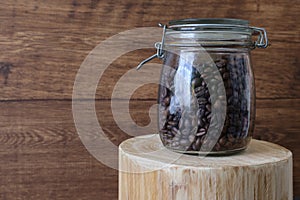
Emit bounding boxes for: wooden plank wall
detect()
[0,0,299,199]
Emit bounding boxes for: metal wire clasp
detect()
[251,27,269,48]
[136,23,167,70]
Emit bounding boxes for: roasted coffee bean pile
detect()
[159,54,252,154]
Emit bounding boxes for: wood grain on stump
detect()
[119,134,293,200]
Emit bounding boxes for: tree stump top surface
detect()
[119,134,292,169]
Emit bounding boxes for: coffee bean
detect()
[181,129,190,136]
[222,72,229,80]
[167,121,177,126]
[189,135,195,143]
[214,142,221,151]
[173,136,180,142]
[206,104,211,112]
[218,68,225,74]
[205,111,210,116]
[195,137,201,149]
[207,113,212,120]
[192,143,197,151]
[161,87,167,98]
[204,123,209,130]
[195,90,206,98]
[228,135,235,143]
[192,77,202,88]
[163,96,170,106]
[198,118,204,128]
[179,139,190,146]
[219,136,226,146]
[197,98,207,105]
[171,141,180,147]
[171,127,179,135]
[196,128,206,136]
[166,124,172,129]
[216,59,227,68]
[194,85,204,92]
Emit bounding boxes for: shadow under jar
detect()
[139,18,268,155]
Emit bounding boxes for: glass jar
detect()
[137,18,268,155]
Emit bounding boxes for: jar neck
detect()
[164,30,255,49]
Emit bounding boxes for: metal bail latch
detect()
[136,23,167,70]
[251,27,269,48]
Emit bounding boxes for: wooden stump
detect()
[119,134,293,200]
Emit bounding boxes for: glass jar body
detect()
[158,48,255,155]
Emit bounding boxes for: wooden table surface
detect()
[0,0,299,199]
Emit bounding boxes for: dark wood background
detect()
[0,0,299,199]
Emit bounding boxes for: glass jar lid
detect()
[169,18,250,31]
[136,18,268,70]
[165,18,267,49]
